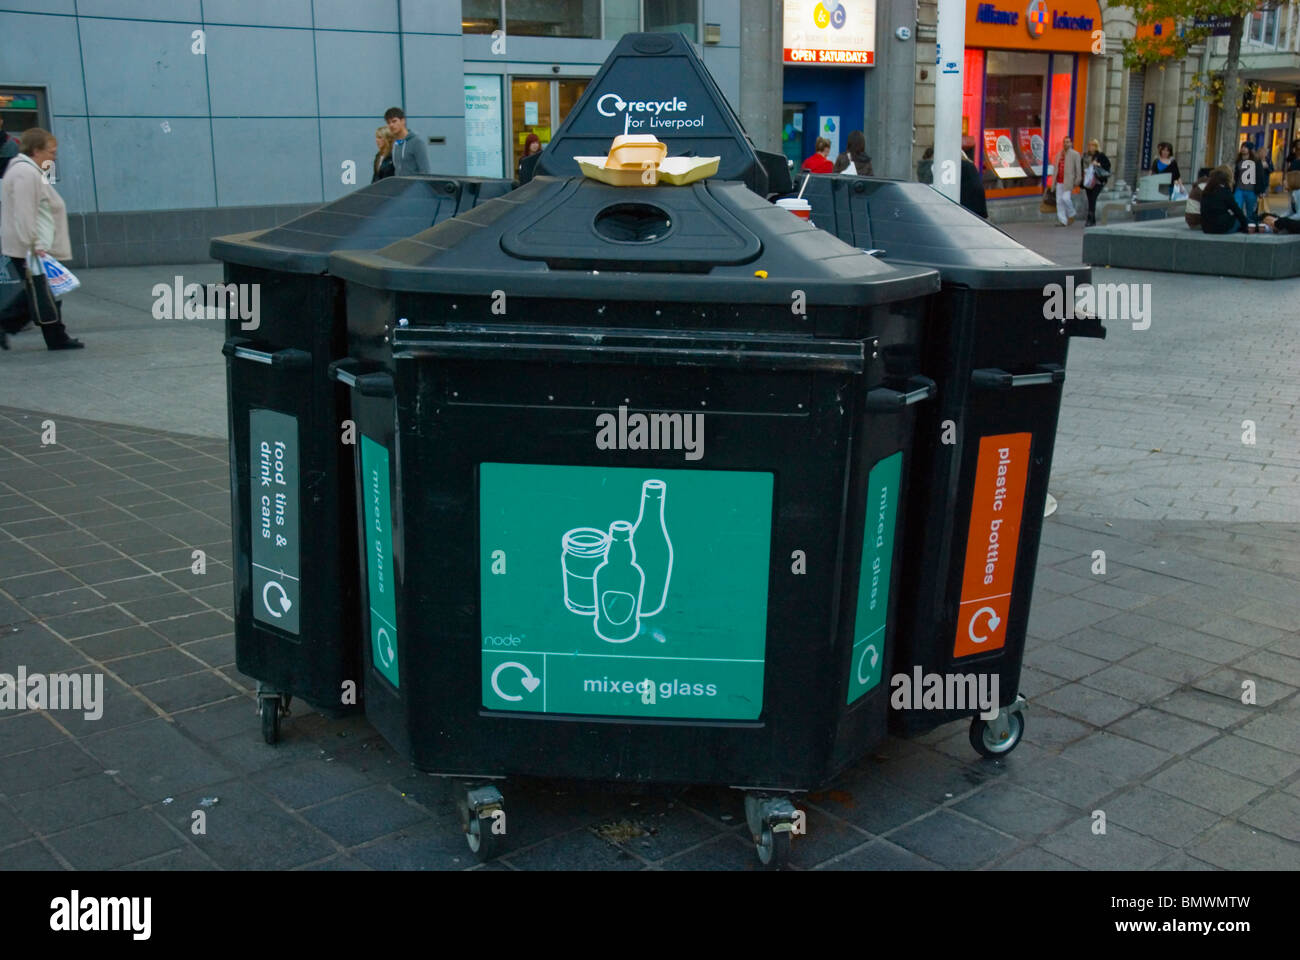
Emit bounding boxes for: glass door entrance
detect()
[510,77,589,176]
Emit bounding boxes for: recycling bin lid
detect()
[209,176,502,275]
[810,177,1092,290]
[535,32,769,195]
[329,175,940,308]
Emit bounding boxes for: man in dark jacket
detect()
[959,148,987,218]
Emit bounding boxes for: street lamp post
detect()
[933,0,967,202]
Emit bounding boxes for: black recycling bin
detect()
[328,173,940,866]
[804,176,1106,754]
[529,31,792,196]
[212,175,513,743]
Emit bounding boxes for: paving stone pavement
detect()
[0,226,1297,870]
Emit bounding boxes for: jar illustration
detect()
[592,520,644,643]
[561,527,610,615]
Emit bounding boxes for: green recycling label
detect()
[479,463,773,720]
[361,437,399,688]
[249,409,300,634]
[847,452,902,704]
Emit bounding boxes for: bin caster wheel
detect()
[466,814,505,862]
[755,824,791,869]
[970,709,1025,758]
[458,784,507,863]
[744,793,799,871]
[260,697,281,745]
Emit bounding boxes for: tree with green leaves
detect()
[1114,1,1260,166]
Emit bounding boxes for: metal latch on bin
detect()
[970,363,1065,391]
[222,337,311,370]
[864,375,937,412]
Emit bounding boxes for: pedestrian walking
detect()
[1255,144,1274,214]
[1082,138,1110,226]
[384,107,429,176]
[1054,136,1081,226]
[372,126,395,183]
[0,128,84,350]
[1233,143,1259,223]
[832,130,872,176]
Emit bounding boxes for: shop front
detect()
[780,0,876,170]
[1239,85,1298,168]
[962,0,1100,201]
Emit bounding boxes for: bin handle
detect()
[864,375,936,412]
[222,337,311,370]
[328,358,361,388]
[392,326,865,373]
[971,364,1064,391]
[328,358,394,398]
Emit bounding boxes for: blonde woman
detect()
[1082,138,1110,226]
[0,127,83,350]
[372,126,395,183]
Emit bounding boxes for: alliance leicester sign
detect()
[966,0,1102,52]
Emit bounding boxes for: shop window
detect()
[645,0,699,42]
[1248,7,1279,46]
[463,0,501,34]
[980,51,1050,192]
[505,0,601,38]
[605,0,641,38]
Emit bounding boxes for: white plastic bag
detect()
[38,253,80,297]
[1169,183,1188,202]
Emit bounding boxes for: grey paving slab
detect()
[888,810,1020,869]
[1059,731,1174,780]
[952,781,1078,840]
[1185,821,1300,870]
[1040,819,1175,870]
[1189,735,1300,785]
[1107,709,1220,754]
[299,785,430,849]
[1147,760,1270,815]
[80,719,234,803]
[1102,786,1223,848]
[46,809,182,870]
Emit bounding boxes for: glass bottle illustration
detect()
[593,520,644,643]
[631,479,672,617]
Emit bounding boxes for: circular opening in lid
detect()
[593,203,674,243]
[631,34,674,54]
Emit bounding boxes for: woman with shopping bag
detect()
[0,127,84,350]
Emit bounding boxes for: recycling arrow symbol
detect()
[490,661,540,702]
[968,606,1002,644]
[262,580,293,617]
